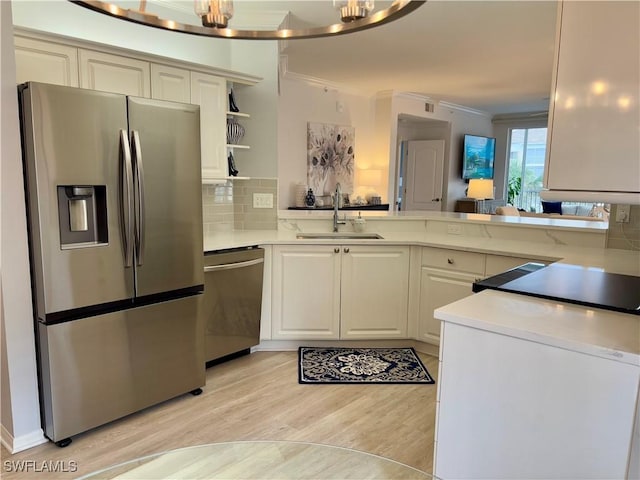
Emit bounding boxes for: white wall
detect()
[387,94,494,212]
[277,75,377,209]
[1,1,46,453]
[277,81,495,211]
[230,41,279,179]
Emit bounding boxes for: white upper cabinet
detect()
[79,49,151,97]
[14,36,78,87]
[151,64,190,103]
[544,1,640,201]
[190,71,228,181]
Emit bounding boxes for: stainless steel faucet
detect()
[333,183,346,232]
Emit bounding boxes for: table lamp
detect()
[467,178,494,214]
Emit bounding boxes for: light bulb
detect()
[333,0,375,22]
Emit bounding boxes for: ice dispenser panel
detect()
[57,186,108,248]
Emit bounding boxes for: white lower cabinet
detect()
[340,245,410,339]
[272,245,341,339]
[417,248,485,344]
[418,267,478,342]
[271,245,410,340]
[435,321,639,479]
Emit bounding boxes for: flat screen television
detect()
[462,134,495,180]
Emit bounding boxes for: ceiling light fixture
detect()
[194,0,234,29]
[71,0,425,40]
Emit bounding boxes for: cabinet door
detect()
[14,36,78,87]
[418,267,479,343]
[79,49,150,97]
[190,72,227,181]
[151,64,190,103]
[271,245,341,340]
[340,246,410,339]
[545,1,639,193]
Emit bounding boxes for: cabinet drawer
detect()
[422,248,485,274]
[485,255,542,277]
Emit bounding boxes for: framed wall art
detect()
[307,122,355,196]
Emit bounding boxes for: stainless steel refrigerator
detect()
[19,82,205,446]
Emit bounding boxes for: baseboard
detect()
[1,424,47,454]
[255,339,440,358]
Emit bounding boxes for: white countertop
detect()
[203,223,639,277]
[279,209,609,232]
[434,289,639,365]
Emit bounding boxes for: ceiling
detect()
[276,1,558,115]
[157,1,559,115]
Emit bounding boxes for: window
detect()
[507,128,547,212]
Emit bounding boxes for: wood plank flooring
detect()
[0,351,438,479]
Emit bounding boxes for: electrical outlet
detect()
[447,224,463,235]
[253,193,273,209]
[615,204,631,223]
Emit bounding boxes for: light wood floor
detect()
[0,351,438,479]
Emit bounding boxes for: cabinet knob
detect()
[334,247,340,254]
[344,247,350,253]
[447,258,454,264]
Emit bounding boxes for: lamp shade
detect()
[467,178,494,200]
[359,169,382,186]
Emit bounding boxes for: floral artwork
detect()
[307,122,355,195]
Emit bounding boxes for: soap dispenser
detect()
[352,211,366,232]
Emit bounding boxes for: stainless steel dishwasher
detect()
[203,246,264,363]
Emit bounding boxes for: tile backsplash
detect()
[202,178,278,235]
[607,204,640,250]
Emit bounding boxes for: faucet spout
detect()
[333,183,347,232]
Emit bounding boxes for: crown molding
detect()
[438,101,491,117]
[279,56,370,97]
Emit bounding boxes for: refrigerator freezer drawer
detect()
[38,295,204,442]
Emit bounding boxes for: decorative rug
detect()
[298,347,435,384]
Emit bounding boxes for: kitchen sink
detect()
[296,233,384,240]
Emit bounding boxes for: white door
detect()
[404,140,445,211]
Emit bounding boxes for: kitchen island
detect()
[433,288,639,479]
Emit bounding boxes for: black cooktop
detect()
[474,262,640,315]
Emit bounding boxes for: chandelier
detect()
[71,1,425,40]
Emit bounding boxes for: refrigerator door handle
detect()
[131,130,146,267]
[120,129,134,267]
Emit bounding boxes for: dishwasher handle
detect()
[204,258,264,272]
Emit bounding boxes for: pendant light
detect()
[334,0,375,22]
[72,1,425,40]
[194,0,234,29]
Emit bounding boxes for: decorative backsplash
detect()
[202,178,278,235]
